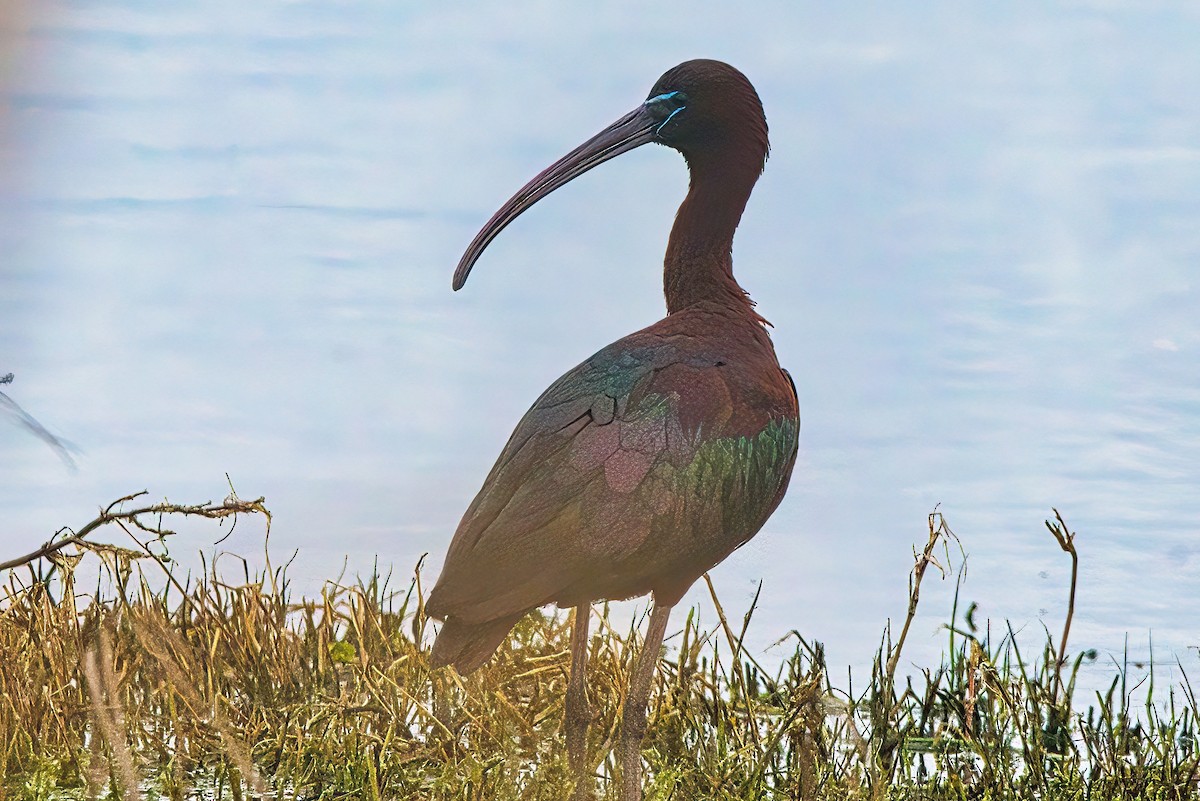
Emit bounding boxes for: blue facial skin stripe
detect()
[655,106,684,134]
[646,92,685,134]
[646,90,680,104]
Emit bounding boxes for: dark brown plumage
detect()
[428,60,799,801]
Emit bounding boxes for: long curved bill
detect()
[453,103,663,290]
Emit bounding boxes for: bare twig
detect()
[0,492,270,573]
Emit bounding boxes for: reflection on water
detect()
[1,3,1198,695]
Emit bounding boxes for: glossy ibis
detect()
[427,59,799,800]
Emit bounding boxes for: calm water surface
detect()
[2,2,1199,693]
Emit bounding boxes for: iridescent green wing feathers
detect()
[428,338,798,623]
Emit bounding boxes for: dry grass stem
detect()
[1,493,1195,799]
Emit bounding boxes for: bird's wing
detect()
[429,337,684,618]
[428,332,796,622]
[0,387,77,469]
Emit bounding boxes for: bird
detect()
[426,59,800,801]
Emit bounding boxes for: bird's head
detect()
[452,59,768,290]
[642,59,769,171]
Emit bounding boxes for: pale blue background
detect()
[2,2,1198,693]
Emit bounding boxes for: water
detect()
[2,2,1198,696]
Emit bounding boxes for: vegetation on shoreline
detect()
[2,492,1197,800]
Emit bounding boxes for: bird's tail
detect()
[430,612,525,674]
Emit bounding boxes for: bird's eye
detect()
[645,91,688,136]
[646,90,688,110]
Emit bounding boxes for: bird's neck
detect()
[663,155,759,316]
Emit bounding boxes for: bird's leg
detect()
[618,602,672,801]
[566,605,595,800]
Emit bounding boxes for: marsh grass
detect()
[2,494,1198,800]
